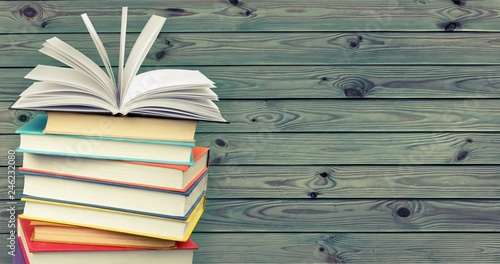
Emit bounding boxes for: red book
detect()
[17,217,197,264]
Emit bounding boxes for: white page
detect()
[81,13,117,94]
[118,6,128,100]
[121,15,166,103]
[39,37,114,98]
[122,69,215,104]
[24,65,115,106]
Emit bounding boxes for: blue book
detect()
[16,114,195,165]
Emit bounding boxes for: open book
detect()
[10,7,227,123]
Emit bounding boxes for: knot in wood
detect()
[18,114,29,122]
[319,172,329,178]
[229,0,239,6]
[215,139,228,148]
[334,76,374,98]
[395,206,412,218]
[20,5,43,20]
[456,150,469,161]
[451,0,465,6]
[309,192,319,199]
[444,22,458,32]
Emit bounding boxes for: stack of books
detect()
[11,7,226,264]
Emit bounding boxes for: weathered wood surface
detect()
[1,199,500,233]
[204,165,500,199]
[195,199,500,232]
[2,32,500,68]
[3,99,500,133]
[198,132,496,165]
[3,165,500,199]
[2,0,500,33]
[190,233,500,263]
[1,232,500,263]
[1,132,497,165]
[3,66,500,101]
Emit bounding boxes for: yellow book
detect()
[44,112,198,142]
[21,195,206,242]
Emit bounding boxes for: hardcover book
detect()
[21,169,208,219]
[20,146,210,192]
[17,217,197,264]
[21,194,206,242]
[17,114,195,165]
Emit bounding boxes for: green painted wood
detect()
[1,132,498,165]
[4,99,500,133]
[1,199,500,233]
[2,32,500,68]
[195,199,500,232]
[1,232,499,263]
[195,132,498,165]
[3,66,500,101]
[0,168,22,200]
[189,233,500,263]
[3,165,500,199]
[2,0,500,33]
[204,165,500,199]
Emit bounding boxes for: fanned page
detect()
[39,37,116,103]
[81,13,117,96]
[122,69,216,104]
[120,15,166,104]
[118,7,128,99]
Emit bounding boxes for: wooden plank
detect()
[3,164,500,199]
[1,232,499,263]
[2,32,500,68]
[195,199,500,232]
[2,199,500,233]
[3,65,500,101]
[205,165,500,199]
[0,167,23,201]
[2,0,500,33]
[189,233,500,263]
[195,132,500,165]
[2,132,499,165]
[3,99,500,133]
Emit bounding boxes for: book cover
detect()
[19,146,210,192]
[21,194,206,241]
[17,114,195,165]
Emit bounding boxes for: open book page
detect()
[121,15,166,103]
[12,83,114,112]
[121,69,216,105]
[24,65,118,112]
[81,13,117,97]
[118,7,128,102]
[39,37,116,102]
[122,98,226,122]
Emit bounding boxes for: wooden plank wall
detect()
[1,0,500,263]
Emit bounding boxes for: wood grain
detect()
[3,65,500,101]
[2,132,498,165]
[3,165,500,199]
[3,99,500,133]
[195,132,500,165]
[195,199,500,232]
[205,165,500,199]
[2,32,500,68]
[1,232,499,264]
[2,0,500,33]
[189,233,500,263]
